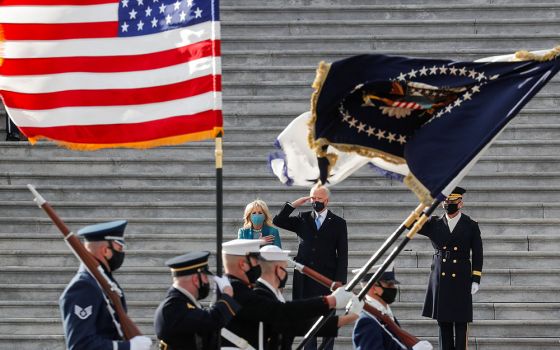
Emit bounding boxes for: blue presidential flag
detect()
[309,48,560,202]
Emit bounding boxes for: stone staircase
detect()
[1,1,560,349]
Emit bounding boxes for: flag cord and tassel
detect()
[297,201,433,350]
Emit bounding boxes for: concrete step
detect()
[3,170,560,188]
[4,299,559,321]
[1,216,560,235]
[3,266,559,287]
[0,249,558,270]
[226,0,557,5]
[1,335,559,350]
[2,231,555,252]
[220,4,560,21]
[220,48,550,66]
[221,34,560,51]
[222,19,560,37]
[1,315,559,338]
[2,184,560,203]
[1,139,559,160]
[400,285,560,303]
[5,200,560,220]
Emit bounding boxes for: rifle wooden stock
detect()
[295,262,420,348]
[28,185,141,340]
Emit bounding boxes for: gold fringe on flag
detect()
[514,45,560,62]
[27,127,223,151]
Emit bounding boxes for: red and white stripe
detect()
[0,0,222,148]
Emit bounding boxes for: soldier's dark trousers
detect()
[438,321,468,350]
[303,336,334,350]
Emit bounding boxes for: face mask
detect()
[312,201,325,212]
[107,244,125,272]
[380,286,398,304]
[197,273,210,300]
[251,213,265,226]
[276,267,288,289]
[443,203,459,215]
[245,257,262,284]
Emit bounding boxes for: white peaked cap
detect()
[222,239,263,256]
[259,245,291,262]
[352,262,395,275]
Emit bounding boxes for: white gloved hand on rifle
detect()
[412,340,433,350]
[471,282,479,295]
[346,295,364,316]
[130,335,153,350]
[330,288,353,309]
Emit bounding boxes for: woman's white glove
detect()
[471,282,480,295]
[331,288,353,309]
[130,335,152,350]
[212,275,232,293]
[412,340,433,350]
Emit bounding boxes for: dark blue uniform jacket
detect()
[59,264,129,350]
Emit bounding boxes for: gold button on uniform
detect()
[452,273,456,277]
[443,246,447,250]
[443,259,447,262]
[441,272,446,276]
[453,260,457,263]
[454,246,458,251]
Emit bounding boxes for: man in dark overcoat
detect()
[273,184,349,350]
[418,187,483,350]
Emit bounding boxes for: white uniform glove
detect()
[130,335,152,350]
[471,282,479,295]
[412,340,433,350]
[346,295,364,316]
[212,275,232,293]
[331,288,353,309]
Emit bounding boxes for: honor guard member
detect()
[59,220,152,350]
[254,245,361,350]
[154,251,240,350]
[418,187,484,350]
[352,264,433,350]
[222,239,355,350]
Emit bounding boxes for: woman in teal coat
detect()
[238,199,282,248]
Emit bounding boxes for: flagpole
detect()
[296,199,439,350]
[215,132,223,275]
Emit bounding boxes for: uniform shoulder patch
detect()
[74,305,93,320]
[186,303,195,309]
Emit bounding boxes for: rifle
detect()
[28,184,142,340]
[290,259,420,348]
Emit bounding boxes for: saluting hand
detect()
[291,196,311,208]
[213,275,234,297]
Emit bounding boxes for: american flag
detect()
[0,0,222,150]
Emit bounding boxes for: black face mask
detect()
[107,244,125,272]
[196,273,210,300]
[443,203,459,215]
[245,257,261,284]
[312,201,325,212]
[276,267,288,289]
[380,287,398,304]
